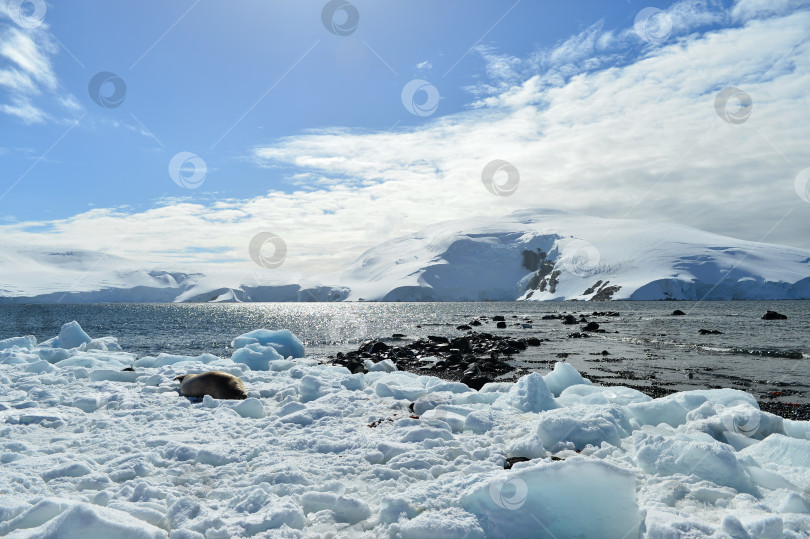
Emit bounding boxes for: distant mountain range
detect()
[2,209,809,302]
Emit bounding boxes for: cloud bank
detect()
[2,0,809,274]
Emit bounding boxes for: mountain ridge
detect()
[2,209,808,302]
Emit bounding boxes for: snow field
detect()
[0,322,809,538]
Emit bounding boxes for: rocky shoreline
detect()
[327,310,809,421]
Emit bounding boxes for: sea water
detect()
[0,300,807,402]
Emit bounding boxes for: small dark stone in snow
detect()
[762,310,788,320]
[672,310,686,316]
[582,322,600,332]
[698,329,723,335]
[492,315,506,322]
[456,325,472,331]
[504,457,532,470]
[470,320,482,326]
[496,321,507,329]
[562,315,578,325]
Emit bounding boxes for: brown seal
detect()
[174,371,247,400]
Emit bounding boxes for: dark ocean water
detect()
[1,301,807,404]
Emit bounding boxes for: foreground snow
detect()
[2,209,809,302]
[1,323,809,538]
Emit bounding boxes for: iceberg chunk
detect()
[231,329,305,358]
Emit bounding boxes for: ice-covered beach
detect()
[1,321,809,538]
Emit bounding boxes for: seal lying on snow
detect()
[174,371,247,400]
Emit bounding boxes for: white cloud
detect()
[1,4,809,273]
[0,95,47,123]
[0,7,83,123]
[416,60,432,70]
[732,0,810,21]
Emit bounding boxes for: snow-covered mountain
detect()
[2,209,809,302]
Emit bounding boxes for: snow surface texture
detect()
[1,322,810,538]
[2,209,809,302]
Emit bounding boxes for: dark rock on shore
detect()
[496,321,507,329]
[456,324,472,331]
[698,329,723,335]
[563,314,578,325]
[328,330,546,388]
[762,310,788,320]
[582,322,600,332]
[568,332,590,339]
[672,309,686,316]
[492,315,505,322]
[460,365,493,390]
[758,401,810,421]
[362,340,390,354]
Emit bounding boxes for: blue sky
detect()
[1,0,809,272]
